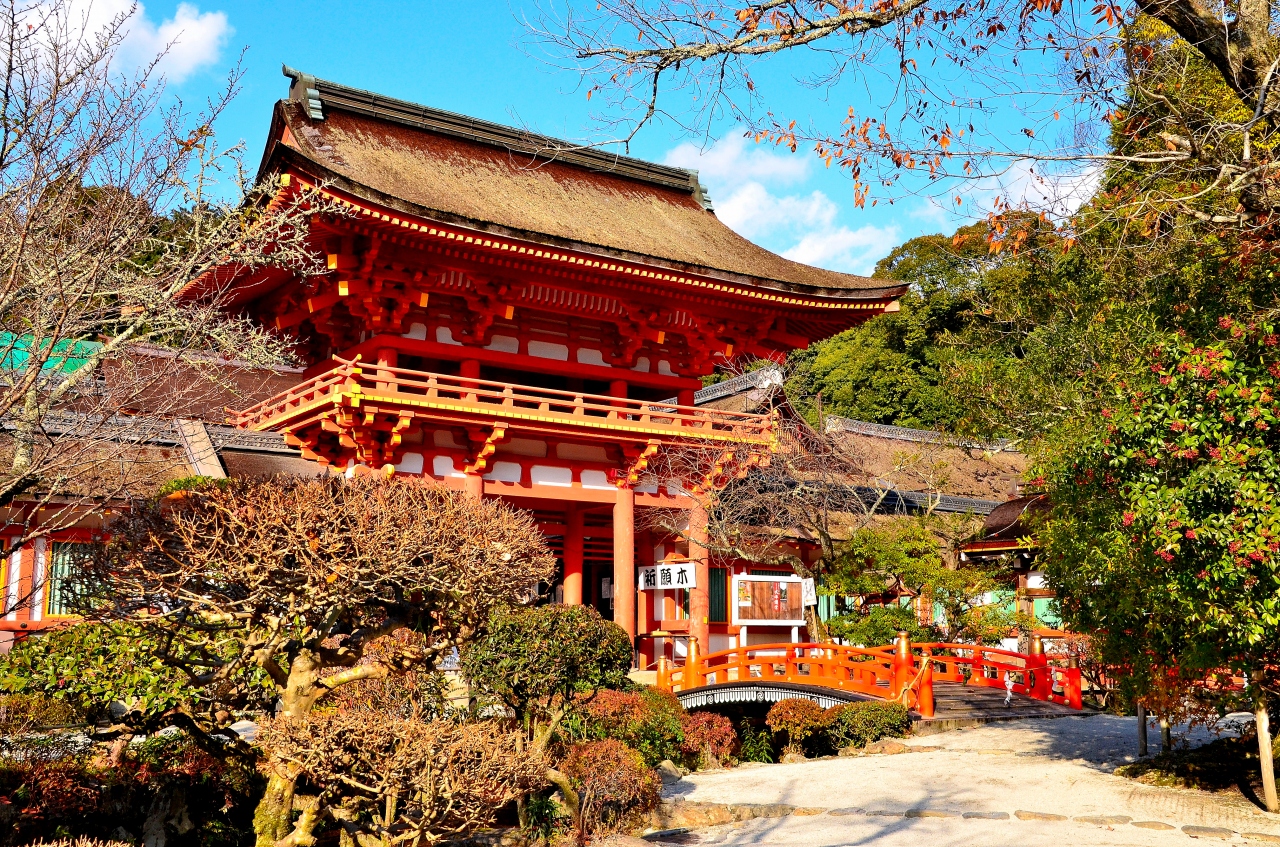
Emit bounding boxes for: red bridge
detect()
[655,634,1084,724]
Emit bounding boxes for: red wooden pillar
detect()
[893,631,912,699]
[463,472,484,501]
[460,359,480,401]
[613,484,637,661]
[688,498,710,656]
[375,347,398,390]
[563,506,584,605]
[677,389,696,407]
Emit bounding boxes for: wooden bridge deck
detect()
[913,682,1084,734]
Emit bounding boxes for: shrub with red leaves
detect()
[560,739,659,841]
[574,687,684,766]
[766,698,824,754]
[679,710,737,767]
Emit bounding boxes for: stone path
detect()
[650,715,1280,845]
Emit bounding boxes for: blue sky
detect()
[126,0,1073,276]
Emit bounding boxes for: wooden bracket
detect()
[611,439,661,488]
[463,424,508,474]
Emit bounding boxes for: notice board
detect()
[731,575,806,625]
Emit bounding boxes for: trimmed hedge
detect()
[824,701,911,749]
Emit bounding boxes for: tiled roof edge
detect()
[825,415,1017,453]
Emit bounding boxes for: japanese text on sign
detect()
[638,562,696,590]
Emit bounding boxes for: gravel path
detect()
[656,715,1280,845]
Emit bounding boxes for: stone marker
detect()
[864,739,910,755]
[963,811,1011,820]
[1075,815,1133,825]
[1131,821,1177,830]
[829,808,867,817]
[792,807,827,816]
[1244,833,1280,843]
[1182,825,1235,839]
[1015,810,1069,821]
[656,760,684,785]
[905,809,959,818]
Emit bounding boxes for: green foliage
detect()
[461,604,632,731]
[0,624,218,723]
[826,604,934,646]
[822,519,1031,644]
[737,720,775,763]
[156,476,229,497]
[822,701,911,750]
[0,693,81,733]
[521,791,572,843]
[568,687,685,767]
[1042,327,1280,684]
[787,224,994,430]
[765,698,824,754]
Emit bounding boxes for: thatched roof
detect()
[258,69,904,302]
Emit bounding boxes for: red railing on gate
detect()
[654,635,1085,718]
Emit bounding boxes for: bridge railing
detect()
[914,642,1083,709]
[655,633,1083,717]
[656,640,937,717]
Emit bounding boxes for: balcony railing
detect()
[229,358,776,449]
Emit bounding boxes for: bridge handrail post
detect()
[1029,633,1051,700]
[893,631,911,699]
[686,637,703,688]
[969,647,984,685]
[657,656,670,692]
[1065,657,1083,709]
[919,659,935,718]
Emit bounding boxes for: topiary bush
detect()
[766,698,824,755]
[824,701,911,750]
[560,739,660,841]
[679,710,737,769]
[570,687,685,767]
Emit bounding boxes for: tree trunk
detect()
[254,772,297,847]
[253,651,323,847]
[1257,703,1278,813]
[1137,704,1148,757]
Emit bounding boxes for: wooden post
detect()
[893,631,911,699]
[1160,716,1172,753]
[613,484,637,659]
[689,498,711,659]
[463,472,483,501]
[375,346,397,390]
[656,656,670,692]
[1029,633,1050,700]
[918,658,935,718]
[563,506,584,605]
[1137,703,1148,757]
[1065,657,1083,710]
[1258,702,1279,813]
[686,635,702,688]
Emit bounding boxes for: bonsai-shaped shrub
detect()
[67,475,553,847]
[679,710,737,769]
[824,701,911,750]
[766,698,824,756]
[560,739,660,842]
[258,710,544,847]
[461,604,632,828]
[573,687,685,767]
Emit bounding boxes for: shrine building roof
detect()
[260,67,904,303]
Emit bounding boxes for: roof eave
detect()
[265,142,908,305]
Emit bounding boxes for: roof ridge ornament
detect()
[282,65,324,121]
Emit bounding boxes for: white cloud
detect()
[664,131,900,276]
[67,0,231,84]
[665,133,810,187]
[783,225,902,276]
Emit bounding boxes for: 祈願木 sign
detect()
[638,562,696,590]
